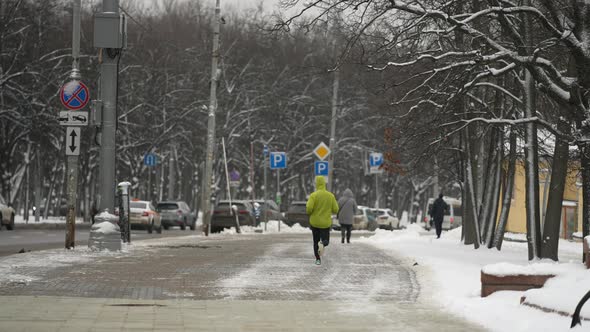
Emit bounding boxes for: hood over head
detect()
[315,176,326,190]
[342,188,353,198]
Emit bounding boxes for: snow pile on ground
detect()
[15,215,84,224]
[0,247,123,287]
[218,220,309,235]
[482,261,576,277]
[399,211,409,227]
[504,232,527,242]
[524,267,590,318]
[359,225,587,331]
[91,221,119,234]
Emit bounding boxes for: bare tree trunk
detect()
[485,129,503,248]
[54,166,66,217]
[464,129,481,247]
[84,172,91,222]
[42,166,57,220]
[581,141,590,262]
[523,69,541,260]
[34,144,42,221]
[480,128,499,242]
[168,145,176,200]
[23,142,31,222]
[481,129,498,243]
[494,128,517,250]
[540,118,570,260]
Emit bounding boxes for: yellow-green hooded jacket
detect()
[306,176,339,229]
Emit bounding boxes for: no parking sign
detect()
[60,80,90,110]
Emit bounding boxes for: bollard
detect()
[117,181,131,243]
[88,209,121,251]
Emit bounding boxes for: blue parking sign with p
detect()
[314,161,329,176]
[144,153,157,166]
[369,152,383,167]
[269,152,287,169]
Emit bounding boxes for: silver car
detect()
[374,208,400,230]
[129,200,162,234]
[157,201,196,230]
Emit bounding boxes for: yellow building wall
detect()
[502,160,580,234]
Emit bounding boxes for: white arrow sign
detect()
[59,111,88,126]
[66,127,81,156]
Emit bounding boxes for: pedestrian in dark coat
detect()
[429,194,449,239]
[337,188,357,244]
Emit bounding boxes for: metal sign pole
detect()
[264,149,268,231]
[277,169,280,232]
[65,0,82,249]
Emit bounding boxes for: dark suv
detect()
[156,201,196,230]
[285,201,309,227]
[211,200,256,233]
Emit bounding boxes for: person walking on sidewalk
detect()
[337,188,357,244]
[306,176,339,265]
[429,193,449,239]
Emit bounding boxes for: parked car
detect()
[211,200,256,233]
[354,206,375,230]
[423,197,462,231]
[129,200,162,234]
[0,201,15,230]
[156,201,196,230]
[254,199,285,223]
[374,208,400,230]
[285,201,310,227]
[331,214,341,230]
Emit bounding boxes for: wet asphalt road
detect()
[0,227,196,257]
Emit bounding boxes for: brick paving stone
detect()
[0,234,418,303]
[0,233,488,331]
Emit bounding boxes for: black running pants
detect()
[311,226,330,260]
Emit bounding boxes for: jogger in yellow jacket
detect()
[306,176,339,265]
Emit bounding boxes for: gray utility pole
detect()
[200,0,222,236]
[95,0,124,214]
[375,173,380,209]
[327,69,339,192]
[65,0,82,249]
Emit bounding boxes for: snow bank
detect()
[482,261,574,277]
[359,226,585,331]
[523,267,590,318]
[219,220,309,235]
[15,215,84,224]
[91,221,119,234]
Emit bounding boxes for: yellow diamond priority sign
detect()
[313,142,331,160]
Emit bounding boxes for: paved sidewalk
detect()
[0,296,483,332]
[0,233,486,331]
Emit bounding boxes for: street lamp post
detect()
[200,0,222,236]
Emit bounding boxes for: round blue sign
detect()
[144,153,157,166]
